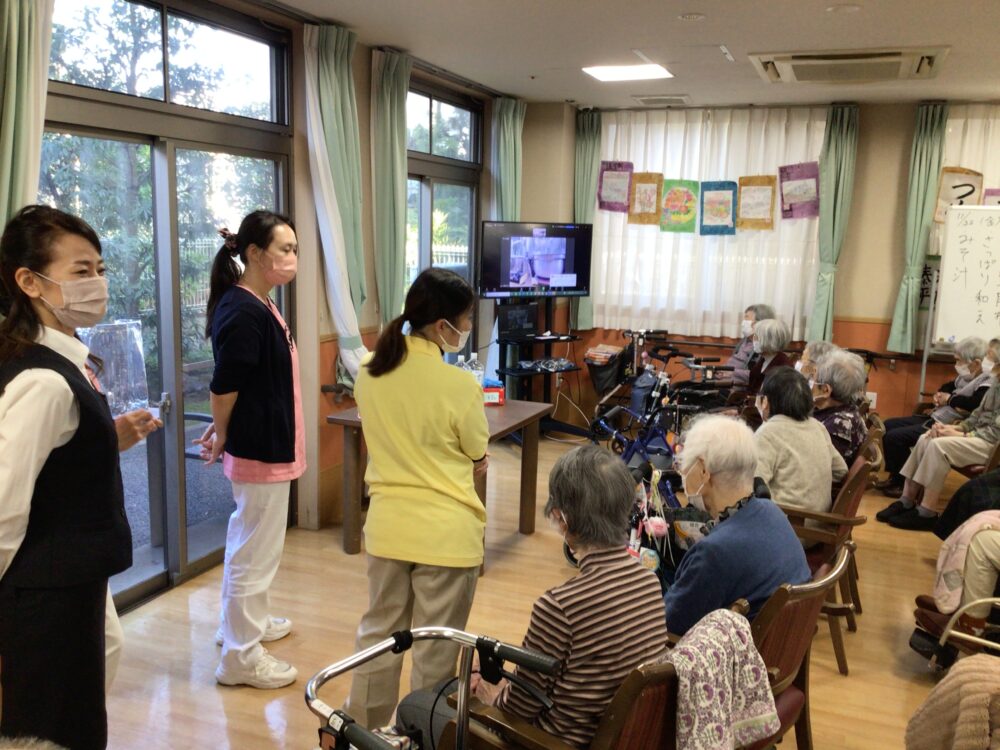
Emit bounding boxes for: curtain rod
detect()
[246,2,509,99]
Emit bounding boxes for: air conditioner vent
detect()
[632,94,691,107]
[749,47,948,84]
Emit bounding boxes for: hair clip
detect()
[218,227,238,251]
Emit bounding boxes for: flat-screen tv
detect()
[478,221,592,299]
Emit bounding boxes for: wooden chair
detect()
[857,422,885,482]
[437,661,680,750]
[743,544,853,750]
[777,452,872,675]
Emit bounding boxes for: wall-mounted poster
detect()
[660,179,699,233]
[628,172,664,225]
[778,162,819,219]
[699,181,737,236]
[737,175,777,230]
[934,166,983,223]
[598,161,633,212]
[983,188,1000,206]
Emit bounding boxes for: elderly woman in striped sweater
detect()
[397,445,668,749]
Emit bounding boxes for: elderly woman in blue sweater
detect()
[664,414,811,635]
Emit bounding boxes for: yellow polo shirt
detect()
[354,335,490,567]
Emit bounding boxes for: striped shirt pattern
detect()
[495,547,668,748]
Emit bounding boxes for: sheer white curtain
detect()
[929,103,1000,255]
[592,107,827,339]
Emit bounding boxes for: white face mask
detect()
[794,360,804,372]
[956,363,971,378]
[741,319,754,337]
[682,460,707,512]
[35,272,109,329]
[984,358,996,376]
[438,318,471,353]
[752,340,763,354]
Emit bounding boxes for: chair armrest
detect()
[465,701,575,750]
[666,630,682,647]
[777,505,868,526]
[729,598,750,616]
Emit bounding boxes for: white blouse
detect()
[0,326,90,579]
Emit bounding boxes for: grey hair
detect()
[816,349,867,403]
[745,303,776,322]
[678,415,757,489]
[754,318,791,354]
[804,340,838,366]
[0,739,67,749]
[545,445,634,548]
[954,336,988,362]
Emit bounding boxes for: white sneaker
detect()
[215,648,298,689]
[215,616,292,646]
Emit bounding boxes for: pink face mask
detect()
[259,249,297,286]
[34,272,108,329]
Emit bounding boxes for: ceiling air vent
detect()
[632,94,691,107]
[749,47,949,84]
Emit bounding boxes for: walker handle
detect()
[489,639,561,675]
[322,710,396,750]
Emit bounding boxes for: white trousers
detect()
[219,480,291,672]
[105,585,123,691]
[963,529,1000,619]
[901,433,994,512]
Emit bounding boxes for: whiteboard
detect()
[933,205,1000,345]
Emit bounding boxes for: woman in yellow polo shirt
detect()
[346,267,489,729]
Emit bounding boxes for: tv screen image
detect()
[478,222,592,299]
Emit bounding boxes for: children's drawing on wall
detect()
[699,181,737,236]
[598,161,633,212]
[628,172,663,225]
[660,179,699,233]
[778,162,819,219]
[934,167,983,223]
[736,175,777,230]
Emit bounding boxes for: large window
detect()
[405,87,482,291]
[50,0,284,122]
[40,0,292,606]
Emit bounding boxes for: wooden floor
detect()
[109,438,950,749]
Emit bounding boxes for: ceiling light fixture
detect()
[679,12,706,21]
[583,64,673,82]
[826,4,861,12]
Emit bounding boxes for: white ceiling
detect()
[278,0,1000,109]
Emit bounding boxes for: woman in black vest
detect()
[0,205,132,749]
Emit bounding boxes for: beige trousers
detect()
[900,433,994,512]
[346,555,478,729]
[962,529,1000,619]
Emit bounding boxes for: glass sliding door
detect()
[174,148,280,566]
[38,131,168,597]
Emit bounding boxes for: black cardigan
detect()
[210,286,295,463]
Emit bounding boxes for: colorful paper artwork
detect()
[736,176,777,230]
[778,162,819,219]
[628,172,664,225]
[934,167,983,223]
[598,161,633,212]
[699,181,737,236]
[983,188,1000,206]
[660,179,699,233]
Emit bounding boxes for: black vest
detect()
[0,345,132,587]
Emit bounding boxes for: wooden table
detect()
[326,399,554,554]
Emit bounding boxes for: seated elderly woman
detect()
[754,367,848,514]
[878,376,1000,531]
[397,444,668,750]
[877,336,995,498]
[727,303,776,386]
[796,339,839,379]
[746,318,792,394]
[663,414,811,635]
[811,349,869,465]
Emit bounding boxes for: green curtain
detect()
[490,97,526,221]
[371,48,412,324]
[571,109,602,330]
[0,1,52,224]
[886,102,949,354]
[317,26,366,316]
[806,104,859,342]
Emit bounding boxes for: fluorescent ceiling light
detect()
[583,64,673,82]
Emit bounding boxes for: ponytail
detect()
[365,267,475,378]
[366,316,407,376]
[204,211,295,339]
[205,240,241,338]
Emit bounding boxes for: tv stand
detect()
[496,296,591,440]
